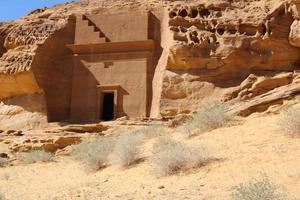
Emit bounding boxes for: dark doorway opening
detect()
[101,93,114,121]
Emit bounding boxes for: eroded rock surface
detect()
[0,0,300,124]
[8,135,82,153]
[159,0,300,117]
[0,94,47,130]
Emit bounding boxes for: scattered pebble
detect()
[158,185,165,189]
[0,153,9,158]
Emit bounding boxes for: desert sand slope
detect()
[0,113,299,200]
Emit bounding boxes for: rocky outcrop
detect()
[1,0,300,124]
[0,71,42,100]
[158,0,300,117]
[0,2,84,124]
[0,6,71,75]
[224,72,295,101]
[9,135,82,152]
[289,18,300,47]
[230,81,300,116]
[59,124,110,133]
[0,94,47,130]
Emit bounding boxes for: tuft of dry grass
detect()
[72,137,115,171]
[151,137,210,176]
[278,106,300,137]
[22,151,54,164]
[72,125,168,171]
[178,101,232,136]
[0,192,5,200]
[0,158,8,167]
[232,176,296,200]
[139,124,167,139]
[110,134,145,167]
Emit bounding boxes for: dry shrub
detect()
[232,176,296,200]
[72,137,115,171]
[109,124,167,167]
[22,151,54,164]
[0,192,5,200]
[0,174,9,181]
[0,158,8,167]
[178,101,231,136]
[110,134,145,167]
[151,137,210,176]
[278,106,300,136]
[72,125,168,171]
[140,124,167,138]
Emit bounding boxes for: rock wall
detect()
[32,18,76,122]
[0,2,78,127]
[0,71,42,100]
[1,0,300,125]
[157,0,300,117]
[0,94,47,130]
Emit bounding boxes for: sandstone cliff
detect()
[159,0,300,117]
[1,0,300,128]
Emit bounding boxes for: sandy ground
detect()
[0,113,299,200]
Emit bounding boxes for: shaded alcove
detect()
[0,35,7,57]
[101,93,115,121]
[31,16,76,122]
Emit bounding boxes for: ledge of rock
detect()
[9,135,82,153]
[230,81,300,116]
[59,124,110,133]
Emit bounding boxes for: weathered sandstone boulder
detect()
[59,124,110,133]
[290,19,300,47]
[0,95,47,130]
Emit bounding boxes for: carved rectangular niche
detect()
[97,85,120,120]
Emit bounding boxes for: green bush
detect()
[22,151,54,164]
[178,101,231,136]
